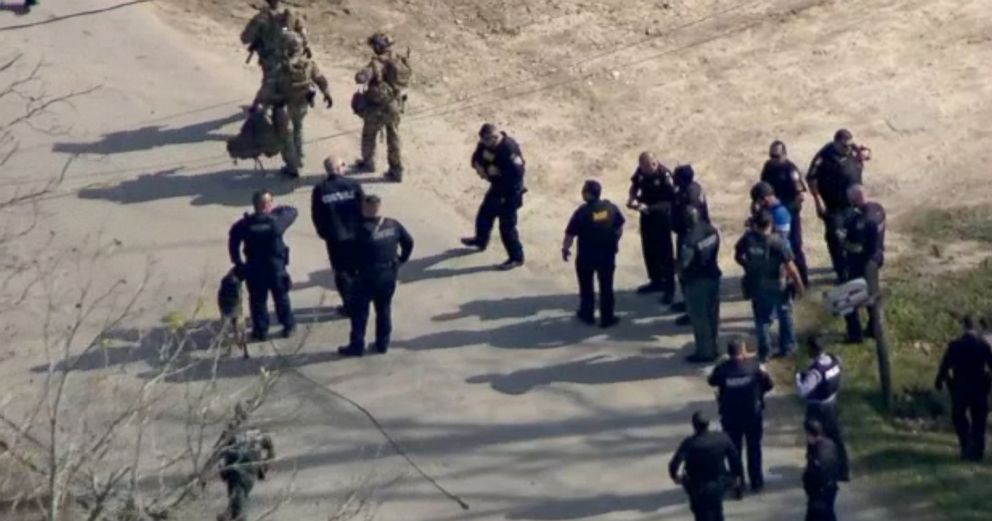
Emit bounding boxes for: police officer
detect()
[803,419,841,521]
[228,190,297,341]
[562,180,625,328]
[626,152,676,302]
[311,156,364,316]
[339,195,414,357]
[935,315,992,461]
[796,337,850,481]
[807,129,866,282]
[217,427,276,521]
[734,210,804,361]
[761,140,809,285]
[708,339,773,491]
[461,124,526,270]
[671,164,710,321]
[679,206,722,362]
[668,411,743,521]
[839,184,886,343]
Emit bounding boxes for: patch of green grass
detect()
[793,217,992,520]
[903,204,992,245]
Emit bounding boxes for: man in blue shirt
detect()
[751,182,792,248]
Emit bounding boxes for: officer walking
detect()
[353,32,409,182]
[240,0,309,83]
[561,180,625,328]
[803,419,842,521]
[228,190,297,341]
[760,140,809,285]
[671,165,710,322]
[679,206,722,362]
[460,124,526,270]
[708,339,774,491]
[806,129,866,282]
[669,411,743,521]
[339,195,414,357]
[839,184,886,343]
[934,315,992,461]
[626,152,676,302]
[796,337,850,481]
[217,427,276,521]
[311,155,365,316]
[734,210,804,361]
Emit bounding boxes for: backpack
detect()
[226,110,282,161]
[384,51,412,89]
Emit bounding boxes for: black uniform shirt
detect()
[679,220,722,279]
[471,133,525,195]
[565,199,625,259]
[760,159,803,211]
[668,431,744,483]
[804,438,840,494]
[354,217,414,271]
[936,332,992,394]
[228,206,298,275]
[629,165,676,217]
[311,175,364,243]
[807,143,863,213]
[841,202,886,267]
[708,357,774,422]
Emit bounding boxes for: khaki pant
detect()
[360,104,402,173]
[272,101,308,173]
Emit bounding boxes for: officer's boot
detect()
[351,160,376,174]
[337,344,365,357]
[384,168,403,183]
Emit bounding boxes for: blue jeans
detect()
[751,292,795,359]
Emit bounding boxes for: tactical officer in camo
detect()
[240,0,310,82]
[216,427,275,521]
[251,33,332,177]
[353,32,410,182]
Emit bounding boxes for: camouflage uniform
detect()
[217,429,275,521]
[253,35,331,176]
[240,1,309,82]
[356,35,407,180]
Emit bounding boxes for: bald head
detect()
[638,152,658,172]
[847,184,866,207]
[323,155,346,177]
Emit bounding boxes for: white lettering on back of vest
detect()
[322,191,356,204]
[824,366,840,380]
[725,375,753,388]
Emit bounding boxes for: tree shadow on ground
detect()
[505,489,685,520]
[53,112,242,156]
[76,167,299,206]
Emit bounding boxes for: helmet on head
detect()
[368,32,393,52]
[283,32,303,56]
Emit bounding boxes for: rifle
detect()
[246,39,261,64]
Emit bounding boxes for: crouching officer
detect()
[796,337,850,481]
[217,427,276,521]
[339,195,414,357]
[561,180,625,328]
[461,123,526,271]
[803,419,841,521]
[839,184,886,343]
[669,411,743,521]
[228,190,297,341]
[708,339,774,492]
[935,315,992,461]
[680,205,722,362]
[311,156,365,316]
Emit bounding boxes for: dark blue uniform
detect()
[840,201,885,342]
[708,358,773,489]
[935,332,992,460]
[798,354,849,481]
[470,133,525,263]
[804,437,841,521]
[311,176,365,314]
[673,166,710,244]
[761,158,809,284]
[628,165,676,295]
[346,217,413,354]
[565,198,625,325]
[680,219,722,359]
[807,143,863,281]
[228,206,298,339]
[668,431,743,521]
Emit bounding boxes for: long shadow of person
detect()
[77,166,297,207]
[53,112,243,156]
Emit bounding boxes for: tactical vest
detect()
[579,200,620,254]
[718,359,763,418]
[685,224,720,278]
[243,214,289,268]
[808,355,842,402]
[740,231,785,296]
[278,56,312,101]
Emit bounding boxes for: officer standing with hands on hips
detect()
[561,180,625,329]
[461,123,526,271]
[626,152,677,303]
[669,411,744,521]
[796,336,850,481]
[679,205,722,362]
[339,195,414,357]
[228,190,298,342]
[311,156,364,316]
[934,315,992,461]
[708,338,774,492]
[803,419,842,521]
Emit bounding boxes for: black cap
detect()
[834,128,853,142]
[582,180,602,200]
[479,123,498,139]
[751,181,775,200]
[673,164,695,185]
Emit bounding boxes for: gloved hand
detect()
[323,93,333,109]
[561,248,571,262]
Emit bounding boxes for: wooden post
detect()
[870,295,893,411]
